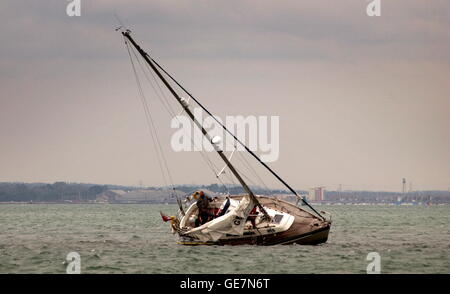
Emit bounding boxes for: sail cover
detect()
[183,195,257,242]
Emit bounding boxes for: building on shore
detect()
[309,187,325,202]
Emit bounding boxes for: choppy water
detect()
[0,204,448,274]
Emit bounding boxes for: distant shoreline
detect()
[0,201,447,206]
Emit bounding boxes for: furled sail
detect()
[182,194,256,242]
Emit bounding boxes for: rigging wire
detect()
[133,49,222,179]
[125,38,231,195]
[141,54,264,192]
[236,150,271,192]
[122,30,274,221]
[129,43,268,198]
[140,53,231,193]
[131,49,178,118]
[124,38,174,195]
[147,56,325,220]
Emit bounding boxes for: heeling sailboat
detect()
[120,29,331,245]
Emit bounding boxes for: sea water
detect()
[0,204,448,273]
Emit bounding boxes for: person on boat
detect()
[192,191,214,226]
[247,206,258,229]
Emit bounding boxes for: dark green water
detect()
[0,204,448,273]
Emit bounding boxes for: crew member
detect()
[192,191,214,226]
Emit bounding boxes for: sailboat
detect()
[120,28,332,246]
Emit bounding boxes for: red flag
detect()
[160,212,172,222]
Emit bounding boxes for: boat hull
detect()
[178,224,330,246]
[178,195,331,246]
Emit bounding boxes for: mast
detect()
[148,48,326,221]
[122,30,270,220]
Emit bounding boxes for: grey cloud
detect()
[0,0,449,190]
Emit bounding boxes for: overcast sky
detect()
[0,0,449,191]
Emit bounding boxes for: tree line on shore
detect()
[0,182,285,202]
[0,182,109,202]
[0,182,448,203]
